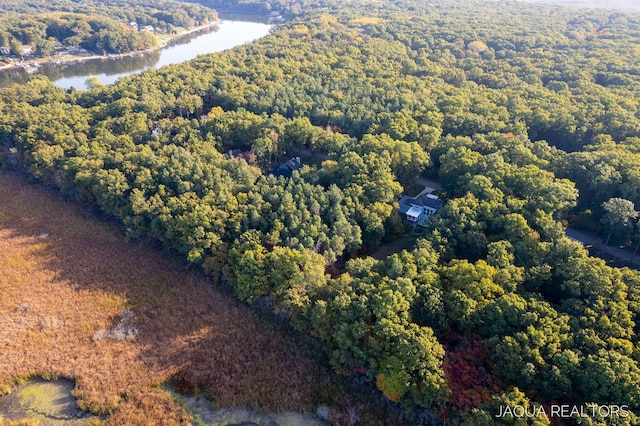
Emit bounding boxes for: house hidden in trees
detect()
[398,193,443,226]
[271,157,302,178]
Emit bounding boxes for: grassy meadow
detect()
[0,171,395,425]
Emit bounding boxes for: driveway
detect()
[565,227,640,269]
[416,177,442,193]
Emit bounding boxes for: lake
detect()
[0,19,272,90]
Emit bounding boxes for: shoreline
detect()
[0,20,220,72]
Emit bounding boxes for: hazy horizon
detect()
[517,0,640,13]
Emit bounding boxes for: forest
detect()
[0,0,217,56]
[522,0,640,13]
[1,0,640,423]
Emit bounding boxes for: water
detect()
[0,380,328,425]
[0,19,272,90]
[0,378,102,425]
[168,389,328,426]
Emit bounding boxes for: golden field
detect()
[0,171,392,425]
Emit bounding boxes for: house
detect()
[0,46,10,56]
[398,193,443,225]
[227,149,244,157]
[21,45,32,56]
[268,15,285,24]
[271,157,302,178]
[62,45,79,54]
[268,10,285,23]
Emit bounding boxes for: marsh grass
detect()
[0,172,397,425]
[0,416,40,425]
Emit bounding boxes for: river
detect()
[0,18,272,90]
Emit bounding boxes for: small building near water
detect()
[399,193,443,226]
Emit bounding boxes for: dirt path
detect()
[371,236,416,260]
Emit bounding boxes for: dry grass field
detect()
[0,171,394,425]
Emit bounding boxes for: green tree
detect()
[268,246,327,315]
[462,388,549,425]
[577,350,640,410]
[227,231,269,302]
[601,197,638,247]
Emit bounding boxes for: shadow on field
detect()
[0,171,399,425]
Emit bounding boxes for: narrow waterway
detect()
[0,378,103,425]
[0,379,328,425]
[0,19,272,90]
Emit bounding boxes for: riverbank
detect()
[0,19,273,90]
[0,20,220,73]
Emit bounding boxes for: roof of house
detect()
[406,205,422,218]
[399,193,443,210]
[271,157,302,178]
[227,149,245,157]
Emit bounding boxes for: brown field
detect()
[0,171,395,425]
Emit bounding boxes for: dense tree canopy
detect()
[2,0,640,423]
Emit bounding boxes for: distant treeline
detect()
[0,0,217,56]
[200,0,285,14]
[1,0,640,423]
[520,0,640,13]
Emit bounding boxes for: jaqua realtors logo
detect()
[495,404,630,419]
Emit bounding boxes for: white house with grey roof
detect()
[398,193,443,225]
